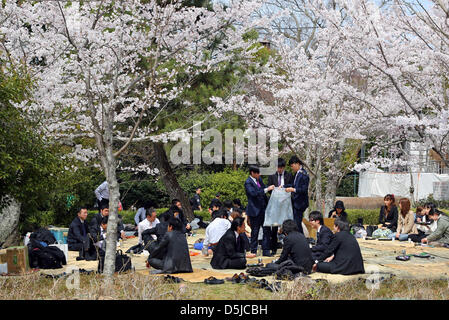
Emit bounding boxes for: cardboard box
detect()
[6,246,29,274]
[0,249,7,264]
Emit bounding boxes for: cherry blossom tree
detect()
[214,1,369,214]
[316,0,449,171]
[0,0,268,278]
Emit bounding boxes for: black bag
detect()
[29,246,66,269]
[366,225,378,237]
[30,228,57,245]
[98,250,132,274]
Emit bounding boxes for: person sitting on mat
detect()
[210,217,248,270]
[313,218,364,275]
[275,219,314,274]
[309,211,334,262]
[148,217,193,274]
[68,207,91,253]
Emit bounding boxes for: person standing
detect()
[267,157,294,255]
[244,165,275,256]
[94,178,122,210]
[191,187,202,211]
[285,156,310,234]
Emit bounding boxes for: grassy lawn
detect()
[1,272,448,300]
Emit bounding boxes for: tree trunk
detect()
[0,196,21,247]
[324,141,345,216]
[151,142,194,221]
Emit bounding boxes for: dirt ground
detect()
[28,228,449,285]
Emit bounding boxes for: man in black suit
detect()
[89,205,125,241]
[267,157,294,255]
[142,219,169,257]
[313,218,365,275]
[308,211,334,262]
[244,166,275,256]
[285,156,310,234]
[148,217,193,274]
[275,219,314,274]
[67,207,90,253]
[211,217,248,269]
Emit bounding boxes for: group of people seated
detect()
[369,194,449,247]
[67,205,126,260]
[67,187,448,277]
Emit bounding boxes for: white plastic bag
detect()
[264,188,293,227]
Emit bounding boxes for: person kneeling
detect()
[313,218,364,275]
[148,217,193,274]
[210,217,247,269]
[275,219,314,274]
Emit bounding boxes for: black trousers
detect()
[225,257,247,269]
[68,243,84,251]
[316,262,333,274]
[148,258,164,270]
[408,230,427,242]
[248,213,270,254]
[269,227,279,253]
[293,206,304,234]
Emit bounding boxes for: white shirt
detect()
[203,218,231,247]
[250,176,269,193]
[95,181,109,201]
[276,171,285,187]
[138,218,160,244]
[95,226,107,249]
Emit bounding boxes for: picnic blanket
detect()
[264,188,293,227]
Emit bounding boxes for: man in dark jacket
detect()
[148,218,193,274]
[89,205,125,240]
[309,211,334,262]
[313,218,365,275]
[244,166,275,256]
[284,156,310,234]
[67,207,90,253]
[267,157,294,255]
[142,219,169,257]
[210,217,248,270]
[275,219,314,274]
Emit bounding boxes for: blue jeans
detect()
[389,233,409,241]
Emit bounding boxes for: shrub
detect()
[346,209,380,225]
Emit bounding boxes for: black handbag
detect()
[98,249,132,273]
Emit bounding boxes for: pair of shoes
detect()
[77,269,95,275]
[204,276,224,285]
[164,275,183,283]
[76,256,85,261]
[226,273,240,283]
[43,273,67,279]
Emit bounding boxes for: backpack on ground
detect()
[29,246,67,269]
